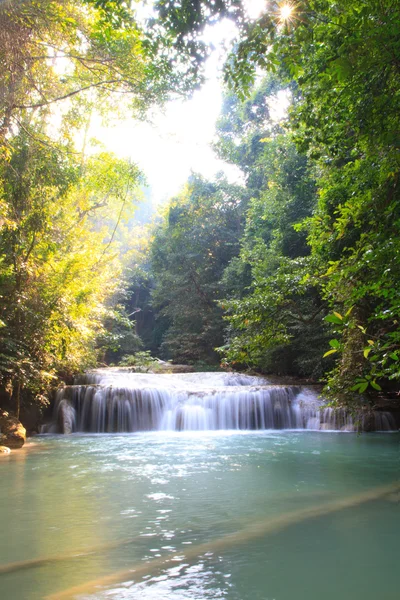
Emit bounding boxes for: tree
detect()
[214,76,286,192]
[147,1,400,400]
[150,174,247,364]
[0,122,142,415]
[218,129,326,377]
[149,0,245,84]
[224,0,400,400]
[0,0,196,148]
[0,0,199,418]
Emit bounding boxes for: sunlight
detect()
[280,3,293,20]
[278,2,297,25]
[82,18,243,206]
[245,0,266,20]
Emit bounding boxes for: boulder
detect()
[0,411,26,448]
[57,400,76,434]
[319,423,333,431]
[361,411,375,432]
[19,403,43,436]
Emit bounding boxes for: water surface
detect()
[1,432,399,599]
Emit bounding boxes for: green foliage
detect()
[323,307,400,400]
[214,1,400,402]
[149,0,245,86]
[150,174,248,364]
[278,1,400,402]
[142,1,400,404]
[0,0,200,152]
[214,77,286,192]
[119,350,157,370]
[97,307,143,363]
[0,0,205,416]
[0,122,142,412]
[2,0,400,412]
[213,79,327,377]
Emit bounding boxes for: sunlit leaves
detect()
[0,124,142,406]
[0,0,194,152]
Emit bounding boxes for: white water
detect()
[46,369,397,433]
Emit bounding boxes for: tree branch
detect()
[14,79,123,109]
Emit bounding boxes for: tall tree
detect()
[0,0,197,417]
[218,125,325,376]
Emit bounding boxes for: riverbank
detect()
[0,439,41,460]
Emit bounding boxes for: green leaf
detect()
[345,306,354,317]
[350,382,363,392]
[389,352,399,360]
[370,380,382,391]
[363,347,372,358]
[325,314,343,325]
[329,338,340,349]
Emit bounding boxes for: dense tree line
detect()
[1,0,400,418]
[148,79,330,378]
[146,0,400,409]
[150,175,248,364]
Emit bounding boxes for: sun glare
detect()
[281,4,292,18]
[278,2,295,24]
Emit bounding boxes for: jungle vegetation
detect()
[1,0,399,418]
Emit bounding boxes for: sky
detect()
[87,1,287,208]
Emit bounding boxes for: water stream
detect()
[47,369,396,433]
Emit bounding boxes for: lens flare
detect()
[280,3,293,21]
[277,1,299,27]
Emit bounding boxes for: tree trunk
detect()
[15,380,21,420]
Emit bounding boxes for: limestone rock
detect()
[319,423,332,431]
[57,400,76,434]
[341,424,356,432]
[361,412,375,432]
[0,412,26,448]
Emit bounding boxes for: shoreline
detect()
[0,437,47,461]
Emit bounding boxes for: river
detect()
[1,430,399,599]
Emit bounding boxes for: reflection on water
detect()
[102,559,230,600]
[0,432,399,600]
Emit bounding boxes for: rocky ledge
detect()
[0,411,26,450]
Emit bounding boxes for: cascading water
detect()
[45,369,397,433]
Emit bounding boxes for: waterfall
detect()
[44,369,397,434]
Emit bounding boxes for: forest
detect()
[1,4,400,600]
[1,0,400,427]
